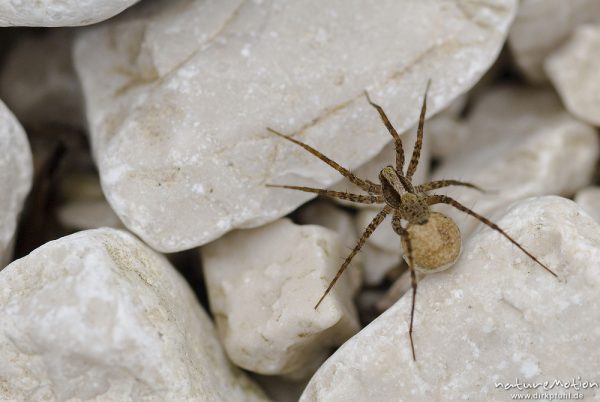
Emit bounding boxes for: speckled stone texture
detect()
[0,99,32,268]
[0,228,269,402]
[508,0,600,83]
[575,187,600,224]
[300,196,600,402]
[202,218,360,379]
[546,24,600,126]
[431,86,598,236]
[0,0,141,26]
[74,0,517,252]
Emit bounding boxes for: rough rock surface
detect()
[431,86,598,236]
[296,200,362,285]
[0,99,32,268]
[575,187,600,225]
[427,94,469,159]
[508,0,600,83]
[0,0,141,27]
[356,208,399,255]
[546,24,600,126]
[0,30,84,128]
[0,228,269,401]
[300,196,600,401]
[74,0,517,252]
[202,219,360,379]
[355,208,402,284]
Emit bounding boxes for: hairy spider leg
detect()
[314,206,392,309]
[427,194,558,277]
[265,184,384,204]
[416,179,487,193]
[364,91,406,172]
[406,80,431,181]
[267,128,381,194]
[392,213,418,361]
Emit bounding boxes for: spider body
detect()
[267,81,558,361]
[379,165,462,271]
[401,212,461,273]
[380,166,430,223]
[397,192,430,225]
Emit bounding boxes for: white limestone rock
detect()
[354,208,404,285]
[427,94,470,160]
[546,24,600,126]
[0,99,32,268]
[300,196,600,401]
[74,0,517,252]
[296,194,403,286]
[0,0,141,27]
[0,29,84,128]
[0,228,269,401]
[431,86,599,236]
[295,200,358,253]
[295,200,362,286]
[428,115,470,160]
[508,0,600,83]
[575,187,600,225]
[360,243,401,286]
[297,200,399,286]
[202,218,360,379]
[356,209,398,255]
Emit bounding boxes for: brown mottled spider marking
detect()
[267,81,558,361]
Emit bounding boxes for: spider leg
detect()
[406,80,431,181]
[416,179,488,194]
[398,173,415,194]
[427,194,558,278]
[315,206,392,309]
[364,91,405,172]
[267,128,381,194]
[392,213,418,361]
[266,184,384,204]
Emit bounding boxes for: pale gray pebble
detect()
[431,86,599,237]
[73,0,517,252]
[0,228,269,402]
[546,24,600,127]
[0,99,32,268]
[0,0,142,27]
[301,197,600,402]
[202,218,360,379]
[508,0,600,83]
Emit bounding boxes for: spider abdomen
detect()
[398,193,430,224]
[400,212,462,273]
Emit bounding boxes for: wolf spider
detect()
[267,81,558,361]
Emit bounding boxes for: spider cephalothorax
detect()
[267,81,558,361]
